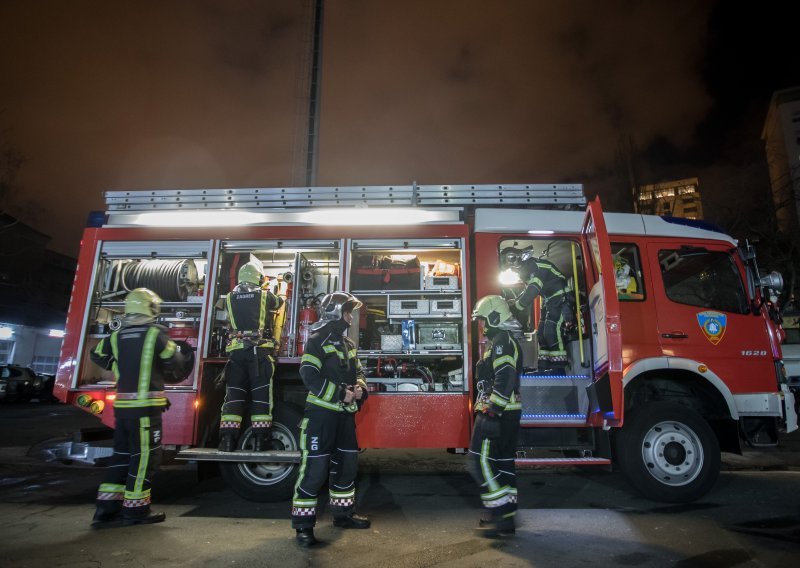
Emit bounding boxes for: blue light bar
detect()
[520,374,591,380]
[521,413,586,419]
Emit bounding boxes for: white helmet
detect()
[472,295,513,328]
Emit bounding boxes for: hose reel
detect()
[118,259,199,301]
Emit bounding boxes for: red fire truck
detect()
[52,184,798,504]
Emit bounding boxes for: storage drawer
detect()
[430,298,461,315]
[423,275,459,290]
[380,335,403,351]
[388,299,429,316]
[417,322,460,350]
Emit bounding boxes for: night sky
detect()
[1,1,798,256]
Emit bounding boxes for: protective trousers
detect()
[467,410,521,521]
[220,346,274,435]
[95,414,163,520]
[538,296,572,365]
[291,409,359,529]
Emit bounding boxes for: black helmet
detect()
[500,247,524,269]
[310,292,363,331]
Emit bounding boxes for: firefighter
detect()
[89,287,187,528]
[218,261,284,452]
[468,295,523,537]
[502,246,575,370]
[291,292,370,547]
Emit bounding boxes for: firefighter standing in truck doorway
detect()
[89,288,189,528]
[468,295,523,537]
[502,246,575,371]
[218,261,284,452]
[291,292,370,547]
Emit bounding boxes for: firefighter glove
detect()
[340,384,356,404]
[355,382,368,409]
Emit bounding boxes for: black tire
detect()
[220,404,302,502]
[617,402,720,503]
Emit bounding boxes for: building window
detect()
[31,355,59,375]
[0,341,13,365]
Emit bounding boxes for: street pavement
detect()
[0,403,798,567]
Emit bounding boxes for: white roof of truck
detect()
[474,208,737,245]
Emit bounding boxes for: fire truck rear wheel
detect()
[617,402,720,503]
[220,405,302,502]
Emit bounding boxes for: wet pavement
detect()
[0,402,798,567]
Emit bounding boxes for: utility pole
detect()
[290,0,324,187]
[617,135,641,213]
[306,0,324,186]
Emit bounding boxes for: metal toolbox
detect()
[416,322,460,350]
[388,299,429,316]
[423,275,459,290]
[430,298,461,315]
[380,334,403,351]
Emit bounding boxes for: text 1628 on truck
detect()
[52,184,798,503]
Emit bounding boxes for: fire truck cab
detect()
[53,184,797,504]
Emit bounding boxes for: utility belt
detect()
[227,329,274,352]
[474,387,522,413]
[229,329,265,341]
[542,288,570,303]
[113,390,169,409]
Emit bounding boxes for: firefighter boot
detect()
[477,515,516,538]
[218,433,236,452]
[90,508,123,529]
[333,513,371,529]
[296,527,319,547]
[253,432,270,452]
[123,512,166,526]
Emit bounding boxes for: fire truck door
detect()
[581,198,624,425]
[646,242,776,393]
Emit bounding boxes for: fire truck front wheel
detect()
[220,405,302,502]
[617,402,720,503]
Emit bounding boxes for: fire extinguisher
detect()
[296,300,319,356]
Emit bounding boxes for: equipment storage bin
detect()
[351,268,386,290]
[351,267,421,290]
[430,298,461,315]
[388,299,429,316]
[380,335,403,351]
[351,255,421,290]
[417,322,460,350]
[423,275,459,290]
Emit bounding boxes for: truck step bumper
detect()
[176,447,301,463]
[515,457,611,467]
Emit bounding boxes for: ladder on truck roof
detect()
[105,183,585,211]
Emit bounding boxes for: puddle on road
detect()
[0,475,39,488]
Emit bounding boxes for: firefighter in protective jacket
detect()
[503,247,574,369]
[291,292,370,547]
[218,261,284,452]
[468,295,523,537]
[90,288,188,528]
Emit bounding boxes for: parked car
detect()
[780,310,800,415]
[0,365,43,402]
